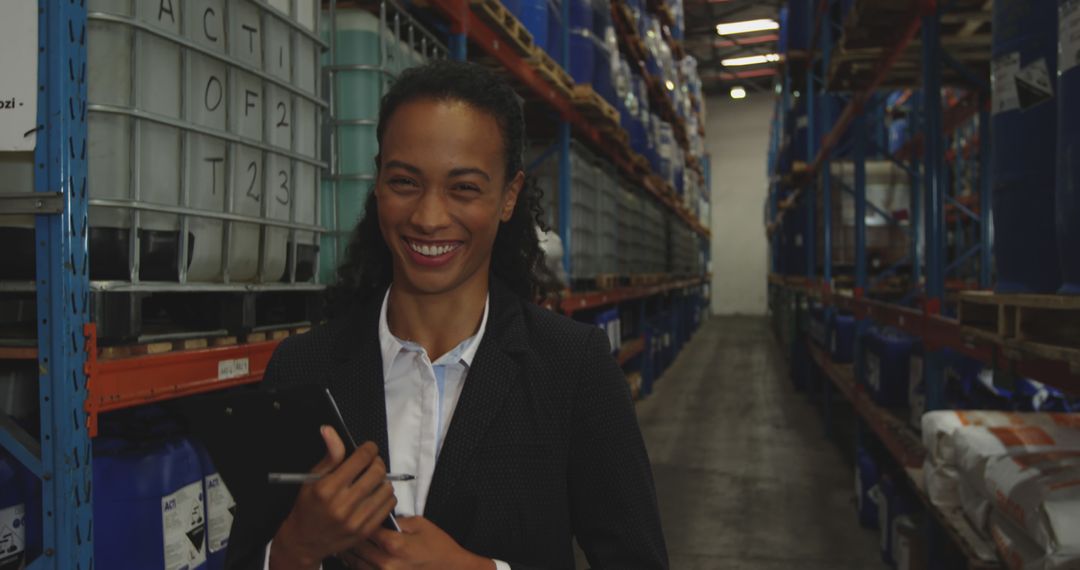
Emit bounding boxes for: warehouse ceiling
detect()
[683,0,783,96]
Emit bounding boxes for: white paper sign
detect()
[205,473,235,553]
[992,53,1021,115]
[162,481,207,570]
[0,0,38,151]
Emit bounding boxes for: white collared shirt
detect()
[266,289,509,570]
[378,287,488,517]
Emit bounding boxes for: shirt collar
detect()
[378,287,491,380]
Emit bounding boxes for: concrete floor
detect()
[600,316,884,569]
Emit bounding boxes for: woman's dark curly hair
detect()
[325,59,555,314]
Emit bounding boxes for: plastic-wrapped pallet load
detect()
[990,509,1080,570]
[922,411,1080,507]
[983,450,1080,570]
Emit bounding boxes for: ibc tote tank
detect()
[991,0,1061,292]
[0,0,323,284]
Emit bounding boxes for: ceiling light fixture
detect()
[720,53,781,67]
[716,19,779,36]
[730,86,747,99]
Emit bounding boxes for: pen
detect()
[268,472,416,484]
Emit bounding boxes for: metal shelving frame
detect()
[763,0,1075,568]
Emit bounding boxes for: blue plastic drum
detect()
[94,436,207,570]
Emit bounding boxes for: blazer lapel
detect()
[423,280,529,521]
[327,298,391,466]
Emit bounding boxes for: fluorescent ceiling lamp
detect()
[721,53,780,67]
[730,86,747,99]
[716,18,779,36]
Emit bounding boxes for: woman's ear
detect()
[500,170,525,222]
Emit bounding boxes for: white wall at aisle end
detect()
[707,93,771,316]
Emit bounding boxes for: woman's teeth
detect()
[408,241,459,257]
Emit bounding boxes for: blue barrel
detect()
[863,328,914,407]
[569,30,596,84]
[992,0,1061,292]
[514,0,549,52]
[567,0,592,83]
[594,40,616,105]
[195,443,234,570]
[855,446,879,529]
[545,0,563,62]
[94,436,207,570]
[1058,0,1080,293]
[829,314,856,363]
[500,0,522,15]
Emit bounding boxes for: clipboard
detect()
[173,384,400,531]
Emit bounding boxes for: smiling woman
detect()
[229,60,669,570]
[326,61,557,314]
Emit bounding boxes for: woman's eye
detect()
[454,184,481,193]
[390,177,418,189]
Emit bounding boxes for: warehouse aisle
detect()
[636,316,882,569]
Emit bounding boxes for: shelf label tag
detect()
[0,0,38,151]
[217,357,250,380]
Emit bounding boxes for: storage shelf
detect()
[423,0,707,236]
[808,342,923,467]
[553,276,707,315]
[611,0,688,152]
[807,341,1002,569]
[75,276,706,432]
[772,277,1080,394]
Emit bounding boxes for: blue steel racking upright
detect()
[0,1,95,567]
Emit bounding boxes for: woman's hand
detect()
[341,516,495,570]
[269,427,398,570]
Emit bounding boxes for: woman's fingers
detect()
[320,440,379,494]
[310,425,348,476]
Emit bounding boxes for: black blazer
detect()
[226,279,668,569]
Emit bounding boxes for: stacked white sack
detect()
[952,423,1080,534]
[983,451,1080,569]
[921,411,1080,507]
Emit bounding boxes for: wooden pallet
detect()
[630,152,651,177]
[572,84,620,126]
[528,48,574,97]
[595,273,620,290]
[631,273,665,286]
[469,0,534,56]
[958,291,1080,371]
[99,325,312,361]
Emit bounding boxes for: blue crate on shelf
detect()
[861,327,915,408]
[829,313,856,364]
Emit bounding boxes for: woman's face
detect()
[375,98,523,296]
